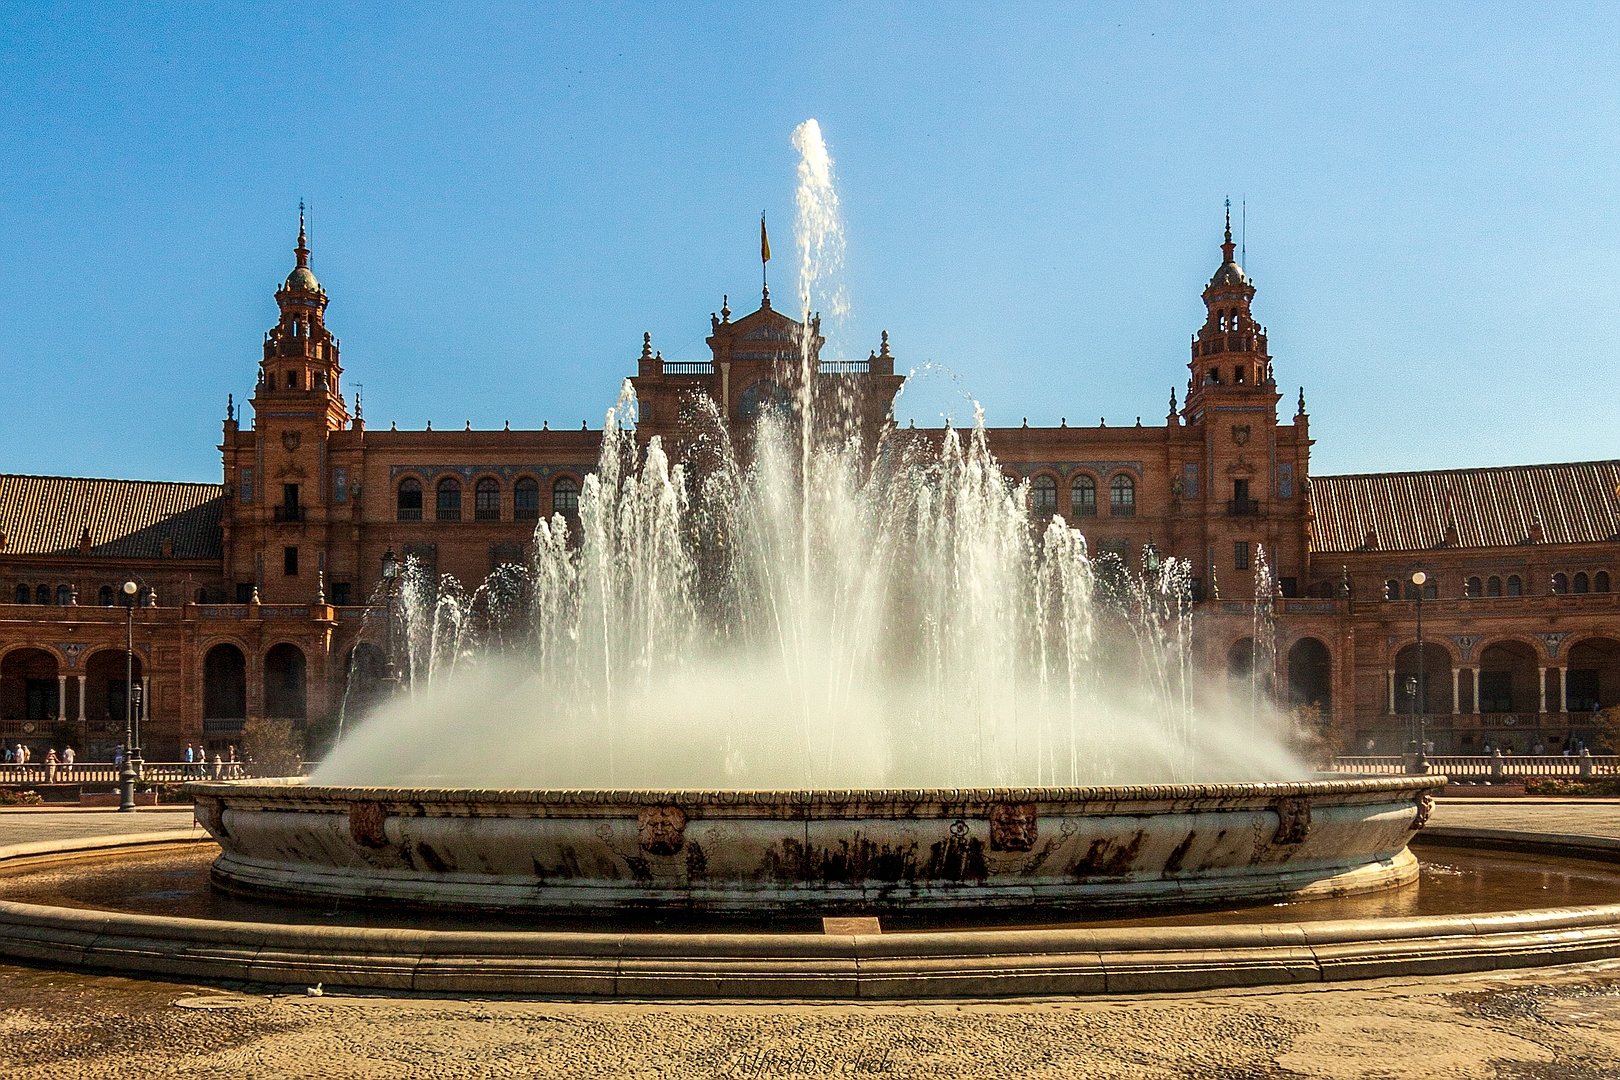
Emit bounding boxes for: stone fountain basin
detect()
[184,777,1442,913]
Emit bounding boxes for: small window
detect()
[1109,474,1136,517]
[436,478,462,521]
[397,478,423,521]
[1552,572,1569,595]
[14,584,29,604]
[286,370,298,389]
[1234,541,1250,570]
[99,585,114,606]
[1031,475,1058,518]
[138,586,153,607]
[1507,575,1522,596]
[236,583,254,603]
[331,582,351,606]
[553,477,580,515]
[514,477,540,521]
[55,584,71,605]
[35,584,50,605]
[1384,579,1399,601]
[1487,575,1502,597]
[1466,576,1482,598]
[474,477,501,521]
[283,482,299,510]
[1072,475,1097,517]
[195,587,208,603]
[1424,580,1438,600]
[1597,571,1611,593]
[1573,572,1590,594]
[1234,364,1246,384]
[284,546,299,577]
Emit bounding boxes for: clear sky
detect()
[2,2,1617,483]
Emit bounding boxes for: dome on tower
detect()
[285,264,321,293]
[1209,259,1246,288]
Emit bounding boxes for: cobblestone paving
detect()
[0,962,1617,1079]
[1430,799,1620,839]
[0,808,198,846]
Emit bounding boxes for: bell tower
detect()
[254,206,348,431]
[1183,201,1274,424]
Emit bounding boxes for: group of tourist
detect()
[181,744,243,780]
[3,743,75,782]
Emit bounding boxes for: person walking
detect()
[62,746,74,777]
[45,749,57,785]
[227,746,240,779]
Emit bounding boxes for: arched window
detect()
[474,477,500,521]
[98,585,114,606]
[1552,572,1569,595]
[34,584,50,605]
[1384,579,1399,601]
[1465,576,1482,598]
[553,476,580,516]
[436,478,462,521]
[514,477,540,521]
[1597,571,1612,593]
[1031,475,1058,518]
[1071,475,1097,517]
[1424,579,1438,600]
[1487,575,1502,597]
[55,584,72,605]
[738,380,791,420]
[14,584,28,604]
[138,586,153,607]
[1109,474,1136,517]
[1507,575,1522,596]
[1574,572,1590,594]
[397,478,423,521]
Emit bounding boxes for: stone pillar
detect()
[1472,668,1480,715]
[1452,668,1460,714]
[1387,669,1396,714]
[76,675,85,721]
[56,674,66,722]
[1558,667,1567,713]
[1538,667,1548,713]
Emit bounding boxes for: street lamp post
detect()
[380,547,403,694]
[118,580,138,811]
[1408,570,1431,775]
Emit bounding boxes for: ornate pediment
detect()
[1224,455,1258,476]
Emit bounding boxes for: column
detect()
[1452,669,1460,714]
[141,676,150,721]
[1387,669,1396,714]
[56,675,66,722]
[76,676,85,722]
[1538,667,1548,713]
[1472,668,1480,715]
[1558,667,1567,713]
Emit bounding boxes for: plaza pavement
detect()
[0,800,1618,1079]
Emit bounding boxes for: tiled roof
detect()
[1311,460,1620,554]
[0,474,224,560]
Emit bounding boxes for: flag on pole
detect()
[761,213,771,264]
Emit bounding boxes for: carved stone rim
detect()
[183,776,1446,810]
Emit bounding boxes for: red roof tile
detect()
[0,474,224,560]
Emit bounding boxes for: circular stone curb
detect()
[0,832,1616,998]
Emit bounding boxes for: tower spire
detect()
[296,201,310,269]
[1221,197,1236,265]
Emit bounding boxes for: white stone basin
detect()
[184,777,1442,913]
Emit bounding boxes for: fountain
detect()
[185,120,1437,917]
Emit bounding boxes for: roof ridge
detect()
[0,472,224,489]
[1318,459,1620,482]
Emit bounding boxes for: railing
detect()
[0,761,312,785]
[1226,498,1260,516]
[1332,754,1620,779]
[660,361,713,375]
[817,359,871,374]
[272,504,305,522]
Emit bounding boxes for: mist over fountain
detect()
[189,121,1438,916]
[314,118,1302,792]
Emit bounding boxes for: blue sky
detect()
[2,2,1617,482]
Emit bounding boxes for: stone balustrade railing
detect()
[0,761,310,786]
[1332,754,1619,779]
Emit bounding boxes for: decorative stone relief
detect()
[348,800,389,848]
[1411,791,1435,831]
[989,803,1038,852]
[194,797,227,839]
[1536,632,1570,658]
[1449,635,1480,661]
[637,805,687,856]
[1272,797,1312,845]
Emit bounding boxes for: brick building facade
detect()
[2,212,1616,760]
